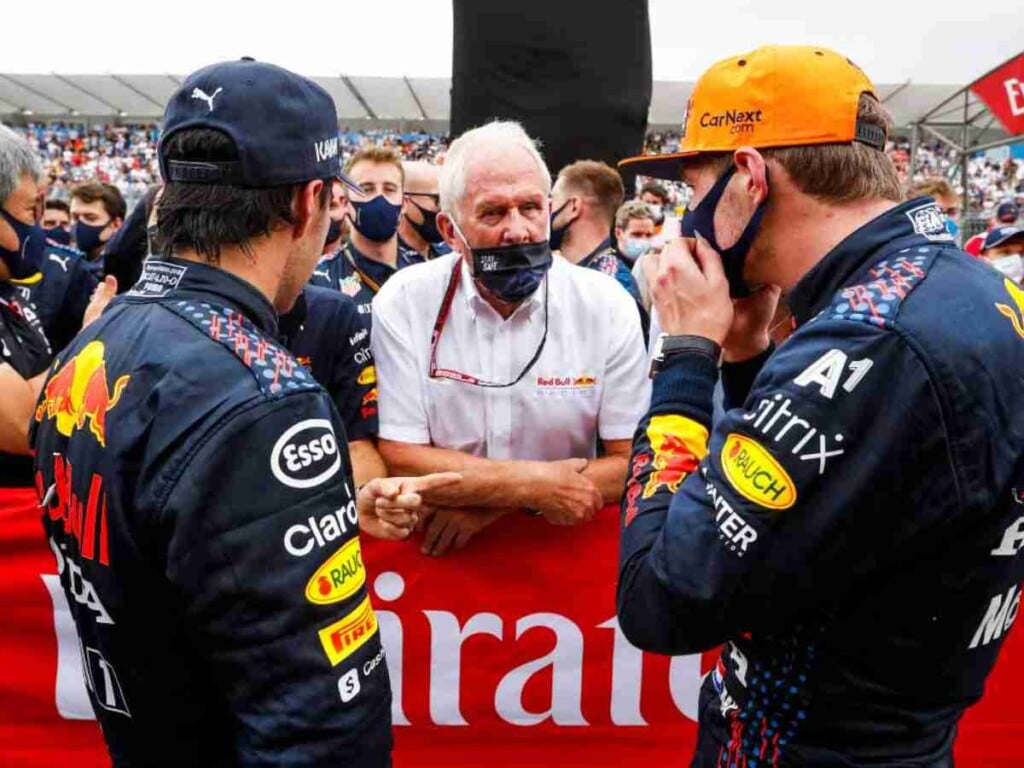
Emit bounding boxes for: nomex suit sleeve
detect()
[617,318,947,655]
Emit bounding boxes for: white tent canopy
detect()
[0,73,959,133]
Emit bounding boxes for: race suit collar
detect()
[132,256,279,336]
[787,196,950,327]
[577,237,614,269]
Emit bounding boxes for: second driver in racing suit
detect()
[616,45,1024,766]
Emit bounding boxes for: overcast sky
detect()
[2,0,1020,85]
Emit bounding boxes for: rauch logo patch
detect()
[306,538,366,605]
[720,433,796,510]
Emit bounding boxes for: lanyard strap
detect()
[428,259,548,388]
[344,247,384,294]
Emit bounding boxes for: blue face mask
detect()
[0,208,47,280]
[945,216,960,241]
[681,164,768,298]
[44,226,73,246]
[72,220,108,254]
[620,237,652,263]
[350,195,402,243]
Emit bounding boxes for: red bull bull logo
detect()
[362,387,378,406]
[34,341,130,447]
[641,415,709,500]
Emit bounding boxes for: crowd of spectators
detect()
[4,122,1023,220]
[3,122,449,210]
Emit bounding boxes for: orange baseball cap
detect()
[620,45,884,180]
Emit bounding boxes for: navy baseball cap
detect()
[983,225,1024,251]
[996,201,1020,223]
[159,58,360,192]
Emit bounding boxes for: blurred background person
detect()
[310,146,414,317]
[979,225,1024,283]
[638,179,681,246]
[398,160,451,263]
[613,200,658,310]
[41,199,72,245]
[69,181,125,267]
[965,200,1021,256]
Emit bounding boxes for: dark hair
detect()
[639,181,669,203]
[44,199,70,214]
[70,181,127,220]
[157,128,331,262]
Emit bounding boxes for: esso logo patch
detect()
[271,419,342,489]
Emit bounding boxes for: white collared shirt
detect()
[371,251,650,460]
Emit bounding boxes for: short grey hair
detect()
[0,125,42,207]
[615,199,656,230]
[439,120,551,222]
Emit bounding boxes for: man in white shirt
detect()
[372,121,650,556]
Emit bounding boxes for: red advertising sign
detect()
[0,488,1021,766]
[970,52,1024,137]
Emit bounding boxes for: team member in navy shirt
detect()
[310,146,416,317]
[278,285,387,486]
[397,161,451,264]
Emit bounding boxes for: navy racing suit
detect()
[618,199,1024,767]
[30,257,392,767]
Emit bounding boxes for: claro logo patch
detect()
[306,538,366,605]
[271,419,341,489]
[720,433,796,510]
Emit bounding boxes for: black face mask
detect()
[324,219,344,249]
[459,229,553,303]
[548,200,576,251]
[405,198,443,244]
[680,164,768,298]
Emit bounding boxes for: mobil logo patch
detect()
[720,433,796,510]
[271,419,341,489]
[306,538,366,605]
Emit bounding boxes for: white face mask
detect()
[991,254,1024,283]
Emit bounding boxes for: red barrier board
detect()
[0,488,1020,766]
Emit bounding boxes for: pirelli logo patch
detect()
[318,595,378,666]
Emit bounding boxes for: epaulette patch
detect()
[829,248,937,328]
[164,300,319,397]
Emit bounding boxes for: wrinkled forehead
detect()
[462,145,549,203]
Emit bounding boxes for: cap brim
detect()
[986,231,1024,250]
[617,150,699,181]
[335,170,363,196]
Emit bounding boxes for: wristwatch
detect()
[649,333,722,378]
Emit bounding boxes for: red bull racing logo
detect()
[641,415,709,500]
[34,341,130,447]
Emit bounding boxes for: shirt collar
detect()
[349,241,399,288]
[787,197,949,327]
[133,256,279,335]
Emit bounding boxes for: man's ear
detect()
[437,211,464,256]
[732,147,769,206]
[293,179,327,240]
